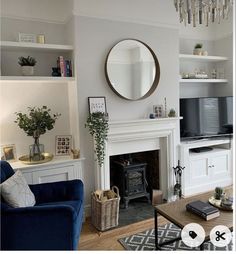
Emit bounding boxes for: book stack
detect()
[186,200,220,221]
[57,56,72,77]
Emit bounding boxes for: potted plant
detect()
[214,187,224,200]
[15,106,61,161]
[18,56,37,76]
[193,43,203,55]
[168,108,176,117]
[85,112,109,167]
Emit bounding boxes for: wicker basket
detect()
[91,186,120,231]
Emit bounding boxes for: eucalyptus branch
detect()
[15,106,61,137]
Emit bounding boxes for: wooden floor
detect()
[78,216,169,250]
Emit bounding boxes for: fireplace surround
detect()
[94,117,182,200]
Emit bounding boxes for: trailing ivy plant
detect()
[85,112,109,167]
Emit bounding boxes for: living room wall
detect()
[74,15,180,205]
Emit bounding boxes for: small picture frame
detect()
[19,33,36,43]
[55,135,72,156]
[153,105,163,118]
[88,96,107,114]
[1,144,17,162]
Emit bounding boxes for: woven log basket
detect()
[91,186,120,231]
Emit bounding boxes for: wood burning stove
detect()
[111,161,151,208]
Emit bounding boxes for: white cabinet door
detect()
[32,165,75,184]
[189,156,210,186]
[210,151,231,180]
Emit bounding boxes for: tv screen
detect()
[180,96,233,140]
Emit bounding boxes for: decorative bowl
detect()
[209,196,233,211]
[19,153,53,165]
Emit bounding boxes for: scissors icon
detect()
[215,231,226,241]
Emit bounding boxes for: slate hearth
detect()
[118,198,154,228]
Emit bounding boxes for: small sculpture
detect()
[70,149,80,159]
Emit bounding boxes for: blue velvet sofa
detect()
[0,160,84,250]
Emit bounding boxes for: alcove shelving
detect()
[0,40,74,80]
[179,53,229,85]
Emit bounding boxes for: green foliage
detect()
[85,112,109,167]
[194,43,203,49]
[214,186,224,200]
[18,56,37,66]
[168,108,176,117]
[15,106,61,137]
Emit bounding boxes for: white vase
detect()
[22,66,34,76]
[193,48,202,55]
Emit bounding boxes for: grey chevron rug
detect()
[118,223,233,251]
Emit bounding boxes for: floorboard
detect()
[78,216,169,250]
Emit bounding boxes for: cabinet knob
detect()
[212,165,215,168]
[209,165,212,168]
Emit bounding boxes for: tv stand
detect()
[179,138,233,197]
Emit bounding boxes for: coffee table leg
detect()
[154,208,158,250]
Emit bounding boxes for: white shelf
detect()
[179,54,228,62]
[180,79,228,83]
[0,76,75,83]
[189,147,229,157]
[180,138,231,149]
[0,41,73,52]
[11,156,85,170]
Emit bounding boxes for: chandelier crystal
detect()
[174,0,233,27]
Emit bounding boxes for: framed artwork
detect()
[18,33,36,43]
[88,96,107,114]
[153,105,163,118]
[1,144,17,162]
[55,135,72,156]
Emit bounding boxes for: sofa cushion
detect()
[0,170,36,208]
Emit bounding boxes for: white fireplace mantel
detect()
[94,117,182,200]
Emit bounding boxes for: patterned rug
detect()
[118,223,233,251]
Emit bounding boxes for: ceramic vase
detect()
[22,66,34,76]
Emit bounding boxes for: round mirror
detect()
[105,39,160,101]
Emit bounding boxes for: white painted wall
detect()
[0,0,72,23]
[1,17,67,44]
[0,82,71,157]
[212,35,234,97]
[73,0,178,28]
[75,15,179,205]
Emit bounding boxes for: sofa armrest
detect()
[1,205,77,250]
[29,179,84,204]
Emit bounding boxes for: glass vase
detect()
[29,137,45,161]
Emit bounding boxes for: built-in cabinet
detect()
[0,19,80,157]
[179,138,232,196]
[10,157,84,185]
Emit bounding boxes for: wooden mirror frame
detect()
[105,39,160,101]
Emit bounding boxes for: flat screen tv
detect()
[180,96,233,140]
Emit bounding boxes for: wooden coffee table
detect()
[154,187,233,250]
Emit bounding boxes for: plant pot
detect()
[22,66,34,76]
[193,48,202,55]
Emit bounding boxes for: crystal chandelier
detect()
[174,0,233,27]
